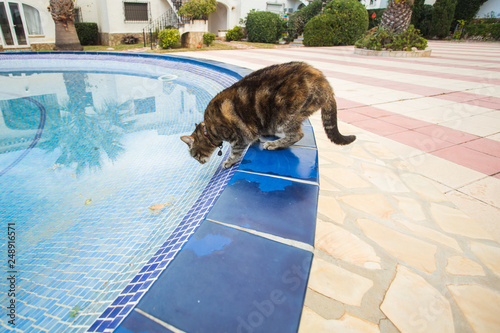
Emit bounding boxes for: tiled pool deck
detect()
[140,41,499,332]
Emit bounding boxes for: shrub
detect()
[303,0,368,46]
[355,25,428,51]
[245,10,285,43]
[464,22,500,40]
[158,28,180,49]
[178,0,217,20]
[75,22,98,45]
[226,26,244,41]
[287,0,323,41]
[203,32,216,46]
[368,9,385,29]
[453,0,488,28]
[430,0,458,38]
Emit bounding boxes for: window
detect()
[22,4,43,35]
[124,2,149,22]
[266,3,283,14]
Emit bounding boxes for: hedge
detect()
[245,10,285,43]
[75,22,98,45]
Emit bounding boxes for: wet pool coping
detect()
[3,52,319,332]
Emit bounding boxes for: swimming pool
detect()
[1,52,319,333]
[0,52,249,332]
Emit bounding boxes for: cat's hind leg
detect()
[263,123,304,150]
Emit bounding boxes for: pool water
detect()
[0,54,241,332]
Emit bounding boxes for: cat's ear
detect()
[181,135,194,147]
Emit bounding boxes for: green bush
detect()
[245,10,285,43]
[430,0,458,38]
[464,22,500,40]
[158,28,180,49]
[355,25,428,51]
[453,0,488,27]
[203,33,216,46]
[178,0,216,20]
[303,0,368,46]
[287,0,323,41]
[75,22,98,45]
[225,26,244,41]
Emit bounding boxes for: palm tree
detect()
[380,0,415,33]
[49,0,83,50]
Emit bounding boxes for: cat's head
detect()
[181,123,217,165]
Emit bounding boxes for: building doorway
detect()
[208,2,228,36]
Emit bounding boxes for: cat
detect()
[181,61,356,169]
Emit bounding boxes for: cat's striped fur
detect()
[181,61,356,168]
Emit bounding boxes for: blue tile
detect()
[116,310,173,333]
[135,221,312,333]
[238,143,319,183]
[207,172,318,245]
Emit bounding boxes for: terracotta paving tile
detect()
[436,91,481,103]
[354,106,393,118]
[351,118,407,136]
[336,97,365,110]
[415,125,480,144]
[462,138,500,157]
[432,145,500,176]
[386,130,454,152]
[382,114,431,129]
[338,110,371,123]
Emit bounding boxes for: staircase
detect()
[290,35,305,47]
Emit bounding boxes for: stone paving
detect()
[174,41,500,332]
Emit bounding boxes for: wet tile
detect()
[238,142,319,182]
[381,265,454,333]
[207,172,319,245]
[448,284,500,333]
[135,221,313,333]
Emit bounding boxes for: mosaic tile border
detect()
[88,153,242,332]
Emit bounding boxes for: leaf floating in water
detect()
[84,199,92,206]
[149,203,172,214]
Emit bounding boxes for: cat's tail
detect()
[321,97,356,145]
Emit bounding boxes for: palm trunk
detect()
[54,21,83,50]
[380,0,413,33]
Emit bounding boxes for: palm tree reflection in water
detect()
[40,72,136,176]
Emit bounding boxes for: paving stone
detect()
[349,145,378,162]
[381,265,454,333]
[398,219,462,252]
[320,151,355,167]
[362,162,410,193]
[323,167,371,189]
[319,175,341,192]
[339,193,396,220]
[445,256,485,276]
[315,220,381,270]
[470,241,500,277]
[299,307,380,333]
[401,173,449,202]
[394,195,426,221]
[308,257,373,307]
[318,195,345,224]
[358,219,437,273]
[431,203,494,240]
[363,142,398,159]
[448,284,500,333]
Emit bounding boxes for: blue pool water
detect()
[0,53,244,332]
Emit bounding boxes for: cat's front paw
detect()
[263,141,280,150]
[223,160,236,169]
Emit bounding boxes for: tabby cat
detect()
[181,61,356,169]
